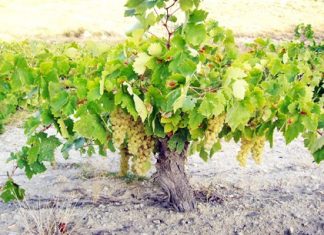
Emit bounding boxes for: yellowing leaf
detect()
[227,67,247,80]
[232,79,248,100]
[173,82,189,113]
[65,47,80,59]
[58,119,69,139]
[133,94,148,122]
[282,52,289,64]
[100,77,105,95]
[148,43,162,57]
[133,52,151,75]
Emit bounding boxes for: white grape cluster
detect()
[128,119,155,176]
[110,108,155,176]
[110,108,133,148]
[236,138,254,167]
[251,136,266,164]
[237,136,266,166]
[204,114,226,151]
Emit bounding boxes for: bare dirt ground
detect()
[0,0,323,234]
[0,116,323,235]
[0,0,323,41]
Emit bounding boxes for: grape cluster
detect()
[236,138,254,167]
[128,119,155,176]
[251,136,266,164]
[110,108,155,176]
[204,114,225,150]
[110,109,133,148]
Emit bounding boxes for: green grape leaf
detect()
[168,130,188,153]
[74,113,107,144]
[189,110,204,129]
[39,61,54,75]
[313,148,324,163]
[27,145,40,165]
[179,0,194,11]
[169,53,197,76]
[284,121,304,144]
[185,23,206,46]
[210,141,222,158]
[37,134,61,162]
[125,0,145,8]
[24,116,41,136]
[189,9,208,23]
[226,102,251,130]
[198,92,225,118]
[0,179,25,202]
[182,96,196,112]
[199,149,208,162]
[48,82,69,113]
[173,83,189,112]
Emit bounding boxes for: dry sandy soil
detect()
[0,0,323,41]
[0,0,323,234]
[0,115,323,235]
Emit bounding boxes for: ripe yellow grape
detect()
[236,138,254,167]
[110,108,133,148]
[251,136,266,164]
[204,114,226,151]
[127,119,155,176]
[110,108,155,176]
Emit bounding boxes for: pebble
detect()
[179,218,194,225]
[87,217,95,225]
[0,213,7,220]
[113,201,122,206]
[284,227,294,235]
[83,31,92,38]
[7,224,19,232]
[134,203,144,209]
[152,219,162,225]
[246,211,259,217]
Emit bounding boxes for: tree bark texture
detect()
[155,139,196,212]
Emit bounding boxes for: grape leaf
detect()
[226,102,252,130]
[0,179,25,202]
[74,113,107,144]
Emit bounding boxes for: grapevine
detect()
[119,144,131,177]
[0,0,322,212]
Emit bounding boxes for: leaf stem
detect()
[164,0,178,49]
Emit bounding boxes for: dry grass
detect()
[15,194,90,234]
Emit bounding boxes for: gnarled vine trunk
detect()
[155,139,196,212]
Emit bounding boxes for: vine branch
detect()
[164,0,178,49]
